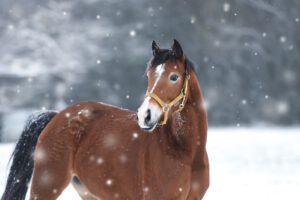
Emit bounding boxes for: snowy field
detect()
[1,127,300,200]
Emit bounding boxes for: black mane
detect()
[146,49,195,75]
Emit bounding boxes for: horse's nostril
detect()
[145,109,151,124]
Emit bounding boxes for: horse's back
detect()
[35,100,137,166]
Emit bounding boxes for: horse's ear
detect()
[152,40,160,56]
[171,39,183,59]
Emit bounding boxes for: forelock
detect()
[145,49,195,76]
[146,49,176,72]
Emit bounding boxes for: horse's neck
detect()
[157,71,206,161]
[186,71,207,126]
[172,71,205,132]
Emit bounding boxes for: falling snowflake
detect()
[106,179,113,186]
[203,57,209,62]
[132,132,139,139]
[129,30,136,37]
[35,148,47,162]
[40,172,54,186]
[143,187,149,193]
[283,69,296,83]
[90,155,95,161]
[214,40,220,47]
[280,36,286,43]
[202,101,210,110]
[223,3,231,12]
[27,78,33,83]
[96,15,101,19]
[79,109,91,118]
[295,18,299,22]
[114,83,121,90]
[8,24,14,30]
[119,154,128,163]
[262,32,267,37]
[190,16,196,24]
[96,157,104,165]
[277,101,289,115]
[191,181,200,191]
[16,86,20,94]
[126,95,130,99]
[147,7,154,17]
[97,60,101,64]
[241,99,247,105]
[96,80,101,87]
[265,95,269,99]
[103,134,119,148]
[63,11,67,16]
[136,23,144,29]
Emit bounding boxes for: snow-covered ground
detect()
[205,127,300,200]
[0,127,299,200]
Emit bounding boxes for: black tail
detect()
[1,111,57,200]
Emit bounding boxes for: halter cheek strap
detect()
[145,74,190,125]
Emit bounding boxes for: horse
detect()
[1,39,209,200]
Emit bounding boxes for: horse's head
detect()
[137,39,190,131]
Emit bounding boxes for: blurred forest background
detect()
[0,0,299,140]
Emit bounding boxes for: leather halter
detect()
[145,74,190,125]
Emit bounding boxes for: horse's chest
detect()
[141,151,191,199]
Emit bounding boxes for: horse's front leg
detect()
[186,150,209,200]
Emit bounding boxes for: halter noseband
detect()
[145,74,190,125]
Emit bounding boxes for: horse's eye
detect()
[170,74,179,82]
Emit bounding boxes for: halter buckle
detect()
[162,104,170,112]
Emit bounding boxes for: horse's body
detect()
[1,40,209,200]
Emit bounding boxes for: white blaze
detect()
[151,64,165,93]
[137,64,165,130]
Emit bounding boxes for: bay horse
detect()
[1,40,209,200]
